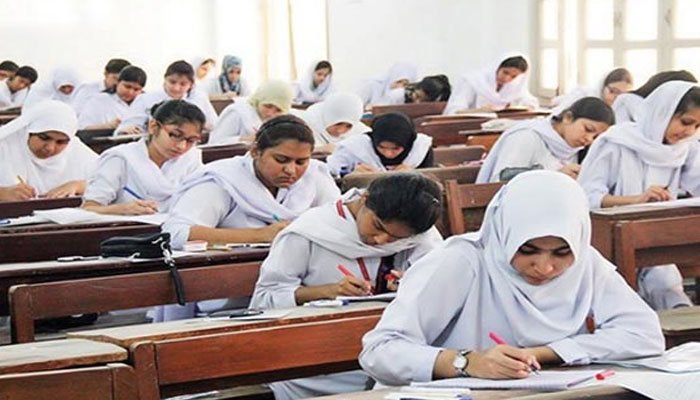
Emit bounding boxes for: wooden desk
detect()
[371,102,447,120]
[210,98,233,114]
[0,338,127,374]
[419,119,487,146]
[658,306,700,348]
[0,248,268,316]
[85,134,143,154]
[0,221,161,263]
[200,143,331,164]
[0,197,81,218]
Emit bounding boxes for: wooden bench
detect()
[433,145,485,167]
[0,197,81,218]
[9,261,262,343]
[0,363,138,400]
[444,180,504,235]
[658,306,700,348]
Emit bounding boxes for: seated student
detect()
[190,56,216,84]
[552,67,632,112]
[23,66,81,109]
[0,100,98,201]
[251,173,444,399]
[299,92,367,153]
[163,114,340,249]
[116,60,218,135]
[327,112,433,175]
[360,170,665,386]
[476,97,614,183]
[612,70,697,123]
[0,60,19,80]
[356,62,418,108]
[77,66,147,130]
[83,100,204,215]
[72,58,131,113]
[387,74,452,105]
[206,55,251,98]
[0,66,38,110]
[293,60,335,104]
[444,53,539,115]
[579,81,700,310]
[208,80,293,144]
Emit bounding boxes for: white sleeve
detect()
[487,132,542,182]
[77,98,109,129]
[443,78,476,115]
[162,181,233,249]
[115,95,148,134]
[578,142,618,209]
[83,156,128,205]
[311,162,342,205]
[72,85,94,114]
[0,86,11,109]
[548,257,665,364]
[360,243,476,386]
[249,232,313,309]
[325,144,358,176]
[208,108,242,144]
[680,141,700,196]
[190,90,219,130]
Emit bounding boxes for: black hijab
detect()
[367,112,417,166]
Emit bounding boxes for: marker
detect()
[488,331,541,374]
[123,186,144,200]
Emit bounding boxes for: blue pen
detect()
[123,186,144,200]
[272,214,282,222]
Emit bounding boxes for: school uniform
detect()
[0,100,98,194]
[579,81,700,310]
[23,66,81,110]
[356,63,417,107]
[206,55,251,97]
[359,170,665,386]
[611,93,644,123]
[0,79,28,110]
[77,92,132,129]
[293,61,335,104]
[72,80,107,114]
[299,93,367,147]
[444,53,539,115]
[476,117,579,183]
[115,87,218,134]
[250,190,443,399]
[83,138,202,211]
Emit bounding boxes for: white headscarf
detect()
[0,100,97,193]
[456,170,612,346]
[464,52,533,108]
[581,81,699,196]
[331,133,433,172]
[360,62,418,106]
[611,93,644,123]
[296,60,335,103]
[23,66,81,109]
[302,93,366,145]
[476,117,578,182]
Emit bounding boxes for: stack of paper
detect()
[409,370,605,391]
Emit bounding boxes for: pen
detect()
[488,331,541,374]
[570,369,616,387]
[16,175,26,185]
[272,214,281,222]
[337,264,373,294]
[123,186,144,200]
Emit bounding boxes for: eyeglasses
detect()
[158,123,202,145]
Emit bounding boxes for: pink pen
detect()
[488,331,540,374]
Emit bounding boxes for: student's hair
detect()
[255,114,315,152]
[365,173,442,234]
[164,60,195,83]
[673,87,700,116]
[0,60,19,73]
[602,67,633,87]
[104,58,131,74]
[414,74,451,102]
[201,58,216,66]
[552,97,615,126]
[118,66,147,87]
[149,99,206,128]
[14,66,38,83]
[314,60,332,73]
[498,56,528,73]
[631,70,698,98]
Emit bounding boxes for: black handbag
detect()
[100,232,187,306]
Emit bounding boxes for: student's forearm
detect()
[188,225,272,244]
[433,349,462,379]
[600,194,641,208]
[294,285,336,305]
[527,346,562,364]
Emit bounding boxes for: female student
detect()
[444,53,539,115]
[356,62,418,107]
[0,60,18,81]
[293,60,335,104]
[579,81,700,310]
[82,100,204,215]
[251,173,444,399]
[360,170,665,385]
[552,68,632,112]
[190,57,216,83]
[0,100,97,201]
[208,80,293,144]
[401,74,452,104]
[77,66,147,130]
[0,65,38,110]
[299,92,367,153]
[116,60,217,134]
[206,55,250,98]
[23,66,81,110]
[476,97,614,183]
[326,112,433,176]
[72,58,131,113]
[612,70,697,123]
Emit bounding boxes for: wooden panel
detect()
[201,143,250,163]
[340,165,480,192]
[445,180,503,235]
[0,339,126,374]
[371,102,447,120]
[434,145,485,167]
[419,119,485,146]
[210,98,234,115]
[0,197,81,218]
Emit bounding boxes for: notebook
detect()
[336,292,397,302]
[409,370,605,391]
[596,342,700,373]
[33,208,168,226]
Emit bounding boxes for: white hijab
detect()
[0,100,97,193]
[476,117,579,183]
[170,153,339,226]
[456,170,613,346]
[581,81,699,196]
[23,66,81,109]
[363,62,418,105]
[334,133,433,172]
[611,93,644,123]
[97,138,202,205]
[296,60,335,103]
[302,93,366,145]
[465,52,533,108]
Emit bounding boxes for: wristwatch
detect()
[452,349,471,377]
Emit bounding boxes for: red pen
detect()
[595,369,615,380]
[337,264,372,294]
[488,331,541,374]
